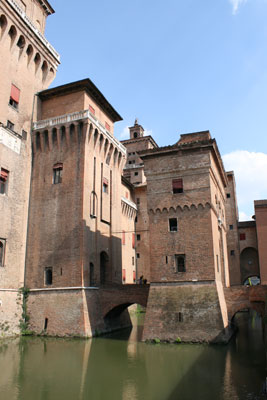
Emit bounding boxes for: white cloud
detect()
[229,0,247,14]
[144,129,153,136]
[119,126,129,139]
[222,150,267,220]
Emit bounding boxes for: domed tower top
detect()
[129,118,144,139]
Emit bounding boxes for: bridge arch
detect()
[240,247,259,283]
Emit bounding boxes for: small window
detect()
[7,120,14,131]
[137,234,141,241]
[169,218,178,232]
[229,225,233,230]
[132,257,135,266]
[133,271,136,283]
[166,256,168,264]
[122,268,126,282]
[89,105,95,115]
[0,240,6,267]
[134,172,138,176]
[9,84,20,109]
[175,255,185,272]
[103,178,108,194]
[53,163,63,184]
[230,250,235,256]
[129,161,132,165]
[178,312,183,322]
[136,198,140,205]
[135,216,138,223]
[137,253,140,259]
[0,168,9,195]
[240,233,246,241]
[22,130,27,140]
[172,179,183,194]
[44,318,48,330]
[132,233,135,249]
[44,267,52,285]
[134,132,138,138]
[227,193,231,198]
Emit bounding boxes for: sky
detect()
[45,0,267,220]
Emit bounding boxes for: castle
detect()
[0,0,266,342]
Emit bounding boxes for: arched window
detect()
[53,163,63,184]
[134,132,138,138]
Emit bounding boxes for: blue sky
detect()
[45,0,267,219]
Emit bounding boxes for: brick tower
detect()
[0,0,59,335]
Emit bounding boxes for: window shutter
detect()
[53,163,63,169]
[0,169,9,181]
[172,179,183,189]
[10,84,20,103]
[132,233,135,249]
[89,105,95,115]
[103,177,108,185]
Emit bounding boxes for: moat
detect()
[0,311,266,400]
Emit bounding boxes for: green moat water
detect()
[0,311,266,400]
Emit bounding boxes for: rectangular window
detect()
[169,218,178,232]
[132,256,134,266]
[175,254,186,272]
[89,105,95,115]
[133,270,136,283]
[0,168,9,195]
[105,122,110,131]
[0,239,6,267]
[166,256,168,264]
[230,250,235,256]
[178,312,183,322]
[7,120,14,131]
[22,130,27,140]
[227,193,231,198]
[103,177,108,194]
[229,225,233,230]
[122,269,126,282]
[134,172,138,176]
[9,84,20,109]
[122,231,125,245]
[44,267,53,285]
[53,163,63,184]
[172,178,183,194]
[240,233,246,241]
[137,253,140,258]
[137,234,141,241]
[136,198,140,205]
[132,233,135,248]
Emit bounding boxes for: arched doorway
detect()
[100,251,109,285]
[240,247,259,283]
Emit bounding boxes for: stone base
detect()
[27,288,132,337]
[0,290,22,337]
[142,282,234,343]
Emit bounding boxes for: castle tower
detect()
[140,131,232,343]
[24,79,136,336]
[0,0,59,335]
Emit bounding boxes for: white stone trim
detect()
[121,196,137,210]
[6,0,60,64]
[28,286,99,291]
[0,126,21,154]
[33,110,127,155]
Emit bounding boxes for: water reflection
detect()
[0,311,265,400]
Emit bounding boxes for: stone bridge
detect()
[98,284,150,319]
[224,285,267,321]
